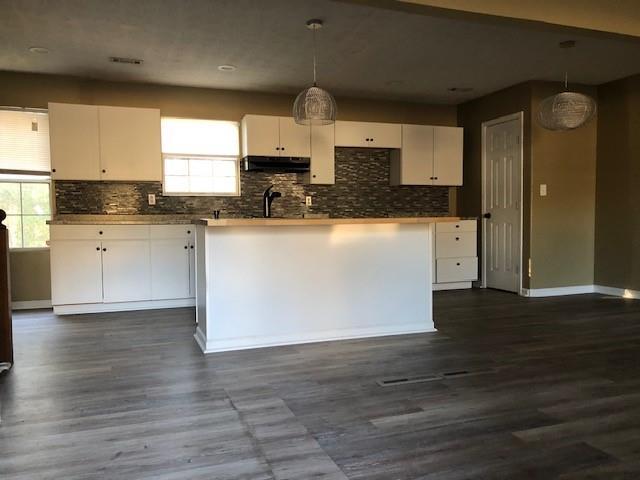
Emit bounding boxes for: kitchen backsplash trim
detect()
[55,148,450,218]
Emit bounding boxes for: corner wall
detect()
[594,75,640,291]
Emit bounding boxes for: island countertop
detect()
[195,216,472,227]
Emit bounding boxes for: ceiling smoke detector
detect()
[217,64,237,72]
[109,56,144,65]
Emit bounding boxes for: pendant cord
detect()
[312,26,317,86]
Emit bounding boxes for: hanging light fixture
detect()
[538,41,596,131]
[293,19,337,126]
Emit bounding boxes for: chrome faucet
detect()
[263,185,282,218]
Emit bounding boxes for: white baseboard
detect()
[594,285,640,299]
[433,282,473,291]
[522,285,595,297]
[12,299,52,310]
[53,298,195,315]
[196,323,436,354]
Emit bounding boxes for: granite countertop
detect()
[196,217,471,227]
[47,215,201,225]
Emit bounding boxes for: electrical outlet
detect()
[148,193,156,205]
[540,184,547,197]
[305,196,312,206]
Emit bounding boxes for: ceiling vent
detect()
[109,56,143,65]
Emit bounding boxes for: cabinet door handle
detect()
[184,245,188,249]
[52,168,56,173]
[102,248,107,252]
[96,247,100,251]
[99,231,103,235]
[187,230,191,234]
[455,225,460,228]
[281,147,285,151]
[190,245,194,249]
[312,174,317,178]
[456,262,461,266]
[276,147,280,150]
[102,169,106,173]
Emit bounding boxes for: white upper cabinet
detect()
[334,121,402,148]
[305,124,335,185]
[98,106,162,181]
[390,124,463,186]
[432,126,463,186]
[49,103,101,180]
[47,102,162,181]
[390,124,434,186]
[278,117,311,157]
[242,115,280,156]
[241,115,311,158]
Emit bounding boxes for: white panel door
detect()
[308,124,335,184]
[150,239,190,300]
[278,117,311,157]
[433,126,463,186]
[241,115,280,157]
[101,240,152,303]
[48,103,101,180]
[399,124,434,185]
[98,106,162,181]
[50,240,103,305]
[484,117,521,292]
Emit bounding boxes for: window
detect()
[0,109,51,249]
[0,176,51,248]
[161,118,240,196]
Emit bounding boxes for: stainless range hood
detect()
[243,156,310,173]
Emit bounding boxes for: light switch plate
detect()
[148,193,156,205]
[305,196,312,206]
[540,184,547,197]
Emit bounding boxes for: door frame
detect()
[480,111,524,295]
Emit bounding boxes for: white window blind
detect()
[161,118,240,196]
[0,109,51,173]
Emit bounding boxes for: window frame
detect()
[0,173,52,252]
[160,117,241,197]
[161,153,241,197]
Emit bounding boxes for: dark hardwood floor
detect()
[2,289,640,479]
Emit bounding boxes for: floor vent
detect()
[377,368,496,387]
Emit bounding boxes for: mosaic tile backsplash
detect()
[54,148,450,218]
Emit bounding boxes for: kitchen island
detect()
[193,217,462,353]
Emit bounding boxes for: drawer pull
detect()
[99,231,103,235]
[455,225,460,228]
[455,237,460,241]
[456,262,461,266]
[187,230,191,234]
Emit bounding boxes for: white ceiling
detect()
[1,0,639,104]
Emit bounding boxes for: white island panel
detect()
[194,222,434,353]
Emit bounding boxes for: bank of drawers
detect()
[435,220,478,284]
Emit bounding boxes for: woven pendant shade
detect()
[293,19,336,126]
[293,85,337,126]
[538,91,596,131]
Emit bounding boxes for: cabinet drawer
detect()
[436,232,477,258]
[50,225,103,240]
[149,225,195,239]
[99,225,150,240]
[436,257,478,283]
[436,220,477,233]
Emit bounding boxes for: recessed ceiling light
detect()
[217,64,237,72]
[28,46,49,54]
[448,87,474,93]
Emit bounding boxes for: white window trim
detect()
[161,153,241,197]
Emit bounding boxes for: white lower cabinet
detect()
[102,240,152,303]
[150,238,190,300]
[433,220,478,290]
[50,224,195,314]
[50,240,104,305]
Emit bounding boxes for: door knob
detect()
[483,213,492,219]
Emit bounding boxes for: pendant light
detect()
[538,41,596,131]
[293,19,337,126]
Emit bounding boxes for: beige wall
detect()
[594,75,640,290]
[9,249,51,303]
[0,70,458,304]
[394,0,640,38]
[457,81,598,290]
[529,82,597,289]
[457,82,533,288]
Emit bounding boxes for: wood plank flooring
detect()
[2,290,640,478]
